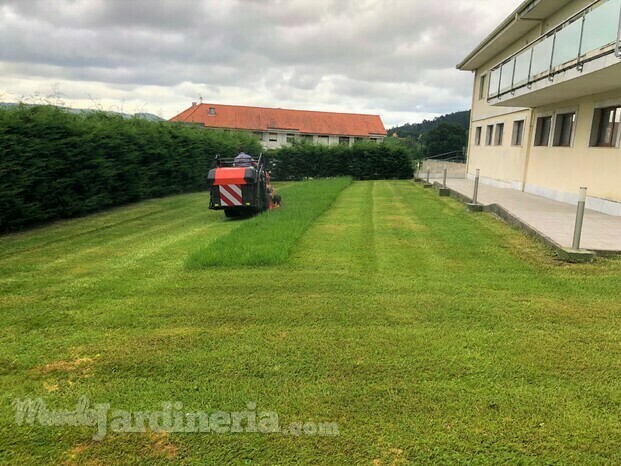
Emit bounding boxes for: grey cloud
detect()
[0,0,524,123]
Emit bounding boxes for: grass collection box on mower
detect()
[206,155,271,218]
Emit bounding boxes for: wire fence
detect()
[416,150,467,180]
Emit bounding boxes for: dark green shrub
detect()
[267,140,413,181]
[0,105,261,232]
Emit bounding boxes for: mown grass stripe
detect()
[292,181,377,272]
[186,177,353,267]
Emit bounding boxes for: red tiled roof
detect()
[169,103,387,137]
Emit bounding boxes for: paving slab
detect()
[443,179,621,252]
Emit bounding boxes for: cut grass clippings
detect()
[186,177,352,267]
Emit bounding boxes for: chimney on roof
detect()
[191,102,197,107]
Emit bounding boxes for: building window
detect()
[269,133,278,142]
[474,126,482,145]
[253,132,263,141]
[286,133,296,143]
[339,136,350,145]
[302,135,313,143]
[592,107,621,147]
[494,123,504,146]
[209,107,216,116]
[354,137,363,143]
[534,116,552,146]
[553,113,576,147]
[485,125,493,146]
[370,138,380,144]
[318,135,329,145]
[479,74,487,100]
[512,120,524,146]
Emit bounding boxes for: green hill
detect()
[388,110,470,139]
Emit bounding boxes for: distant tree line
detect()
[385,110,471,160]
[388,110,470,139]
[418,123,468,160]
[0,105,261,232]
[267,141,413,181]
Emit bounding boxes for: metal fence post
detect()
[572,187,587,251]
[473,169,480,205]
[466,169,483,212]
[439,164,451,196]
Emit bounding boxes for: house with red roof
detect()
[169,103,387,149]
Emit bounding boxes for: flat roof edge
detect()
[457,0,543,71]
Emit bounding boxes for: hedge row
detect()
[266,141,413,181]
[0,105,261,232]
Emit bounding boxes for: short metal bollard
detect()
[423,166,433,188]
[572,187,587,251]
[473,169,480,204]
[467,169,483,212]
[557,186,594,262]
[439,165,451,196]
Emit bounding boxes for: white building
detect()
[170,103,387,150]
[458,0,621,215]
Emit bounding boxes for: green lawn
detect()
[1,180,620,464]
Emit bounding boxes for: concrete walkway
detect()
[442,179,621,252]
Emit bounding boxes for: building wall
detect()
[468,109,532,189]
[524,90,621,213]
[467,20,542,187]
[254,130,384,150]
[466,0,621,213]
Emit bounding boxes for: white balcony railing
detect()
[488,0,621,102]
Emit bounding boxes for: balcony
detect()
[488,0,621,108]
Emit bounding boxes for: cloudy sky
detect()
[0,0,523,127]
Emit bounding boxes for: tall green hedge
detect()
[0,105,261,232]
[267,141,413,181]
